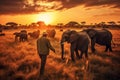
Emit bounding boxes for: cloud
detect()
[58,0,120,9]
[0,0,120,15]
[93,11,120,17]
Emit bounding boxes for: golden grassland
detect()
[0,28,120,80]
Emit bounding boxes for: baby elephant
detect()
[28,30,40,39]
[13,30,28,42]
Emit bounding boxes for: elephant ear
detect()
[69,32,79,43]
[88,30,96,38]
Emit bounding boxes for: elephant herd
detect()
[13,28,113,62]
[60,28,113,62]
[13,29,56,42]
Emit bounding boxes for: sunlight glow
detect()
[37,13,54,25]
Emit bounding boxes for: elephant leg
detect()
[85,46,88,59]
[15,36,18,42]
[105,42,112,52]
[70,51,75,62]
[79,51,83,59]
[85,48,88,59]
[19,37,22,42]
[70,43,76,62]
[75,49,80,59]
[24,38,27,41]
[91,44,96,53]
[22,38,24,42]
[109,46,113,52]
[91,39,96,53]
[24,35,28,41]
[61,50,64,60]
[105,47,112,52]
[23,37,26,42]
[105,45,109,52]
[20,37,23,42]
[108,45,112,52]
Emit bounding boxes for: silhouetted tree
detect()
[37,21,46,27]
[56,23,64,28]
[6,22,18,27]
[6,22,18,29]
[117,21,120,25]
[65,21,80,27]
[81,21,86,25]
[107,21,116,25]
[98,22,107,28]
[31,23,37,27]
[100,22,106,25]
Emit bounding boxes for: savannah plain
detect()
[0,27,120,80]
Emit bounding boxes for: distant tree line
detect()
[0,21,46,30]
[0,21,120,30]
[56,21,120,28]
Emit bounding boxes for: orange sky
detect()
[0,0,120,25]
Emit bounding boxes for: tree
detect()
[56,23,64,28]
[6,22,18,27]
[107,21,116,25]
[81,21,86,25]
[117,21,120,25]
[6,22,18,29]
[99,22,107,28]
[37,21,46,27]
[100,22,106,25]
[30,23,37,27]
[65,21,80,27]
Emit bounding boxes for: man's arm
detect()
[47,39,55,53]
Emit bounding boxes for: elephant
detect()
[83,28,113,52]
[20,30,28,42]
[13,30,28,42]
[60,30,90,61]
[46,29,56,38]
[28,30,40,39]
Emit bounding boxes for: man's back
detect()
[37,36,50,55]
[37,36,55,55]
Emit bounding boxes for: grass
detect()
[0,28,120,80]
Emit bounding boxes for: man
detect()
[37,32,55,76]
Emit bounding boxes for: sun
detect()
[37,12,54,25]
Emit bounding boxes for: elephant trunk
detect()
[60,40,65,60]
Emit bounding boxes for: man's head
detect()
[42,32,48,37]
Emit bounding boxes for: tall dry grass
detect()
[0,28,120,80]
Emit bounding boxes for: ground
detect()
[0,28,120,80]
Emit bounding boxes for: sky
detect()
[0,0,120,25]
